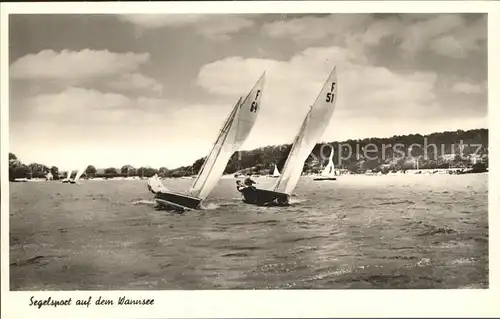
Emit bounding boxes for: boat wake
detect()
[200,203,219,210]
[290,198,307,204]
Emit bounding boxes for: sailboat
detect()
[270,164,280,178]
[313,150,337,181]
[147,72,266,211]
[239,66,338,206]
[61,170,72,183]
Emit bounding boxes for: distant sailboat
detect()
[148,72,266,211]
[239,66,338,206]
[267,164,280,178]
[313,150,337,181]
[69,166,86,184]
[272,164,281,178]
[61,170,72,183]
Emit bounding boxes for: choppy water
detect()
[9,173,488,290]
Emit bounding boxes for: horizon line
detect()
[9,126,489,170]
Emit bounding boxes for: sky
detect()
[9,13,487,170]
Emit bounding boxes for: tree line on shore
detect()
[8,128,488,181]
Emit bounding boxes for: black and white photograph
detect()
[1,1,498,318]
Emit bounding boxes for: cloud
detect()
[262,14,374,44]
[119,14,255,40]
[397,14,465,53]
[16,86,239,136]
[118,14,208,28]
[10,49,150,81]
[429,35,468,58]
[18,87,165,125]
[196,16,255,41]
[11,86,246,168]
[197,45,441,147]
[428,15,487,58]
[451,81,486,94]
[262,14,486,59]
[107,73,163,94]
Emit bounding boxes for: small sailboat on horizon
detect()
[61,170,72,183]
[268,164,280,178]
[147,72,266,212]
[69,166,86,184]
[238,66,338,206]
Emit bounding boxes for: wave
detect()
[450,257,476,265]
[131,199,157,206]
[221,252,249,258]
[379,200,416,206]
[201,203,219,210]
[403,220,457,237]
[290,198,307,204]
[417,225,457,236]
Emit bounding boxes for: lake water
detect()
[9,173,488,289]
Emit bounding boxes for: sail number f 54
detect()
[325,82,336,103]
[250,90,261,113]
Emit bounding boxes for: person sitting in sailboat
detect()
[236,176,256,193]
[244,175,256,186]
[236,180,244,192]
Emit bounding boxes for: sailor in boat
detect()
[236,176,256,193]
[244,175,256,186]
[236,180,244,192]
[236,176,289,206]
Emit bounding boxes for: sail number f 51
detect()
[325,82,336,103]
[250,90,261,113]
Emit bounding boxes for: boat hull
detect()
[154,191,202,210]
[239,187,290,206]
[313,177,337,181]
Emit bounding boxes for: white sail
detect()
[66,170,71,179]
[74,166,86,181]
[148,174,169,193]
[189,72,266,200]
[321,152,335,176]
[273,164,281,177]
[273,66,338,195]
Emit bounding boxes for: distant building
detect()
[45,172,53,180]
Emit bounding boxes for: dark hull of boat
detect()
[154,191,202,210]
[313,177,337,181]
[240,187,290,206]
[456,168,488,175]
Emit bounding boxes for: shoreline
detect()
[10,170,489,183]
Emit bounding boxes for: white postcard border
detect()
[1,1,498,318]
